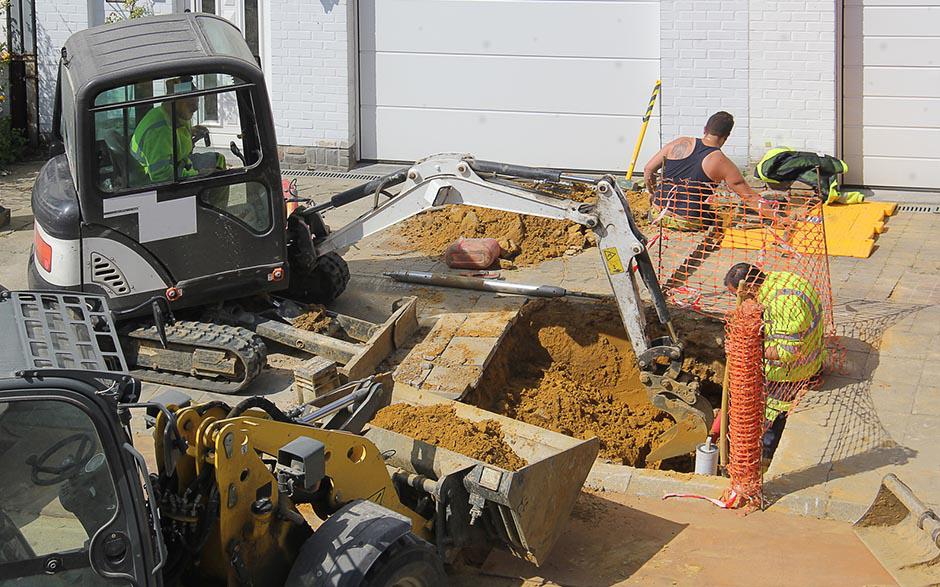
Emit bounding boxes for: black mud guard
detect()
[285,500,411,587]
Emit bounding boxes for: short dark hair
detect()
[705,111,735,138]
[724,262,766,290]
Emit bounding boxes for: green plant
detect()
[0,118,26,165]
[105,0,153,23]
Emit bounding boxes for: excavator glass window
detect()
[92,73,262,194]
[0,398,126,585]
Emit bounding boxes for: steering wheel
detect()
[26,433,96,487]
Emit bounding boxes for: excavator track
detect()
[124,320,267,394]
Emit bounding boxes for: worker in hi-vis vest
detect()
[724,262,826,456]
[130,76,225,183]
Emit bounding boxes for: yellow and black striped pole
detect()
[626,79,662,181]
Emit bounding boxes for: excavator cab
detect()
[30,14,291,319]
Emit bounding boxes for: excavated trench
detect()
[466,299,726,470]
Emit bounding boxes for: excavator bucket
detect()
[364,384,599,565]
[645,393,714,463]
[853,474,940,586]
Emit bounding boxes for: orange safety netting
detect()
[723,299,765,508]
[643,178,838,418]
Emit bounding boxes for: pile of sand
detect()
[470,299,723,468]
[371,403,527,470]
[293,305,332,333]
[394,184,651,267]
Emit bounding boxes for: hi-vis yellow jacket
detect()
[130,106,197,182]
[757,271,825,383]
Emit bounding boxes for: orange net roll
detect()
[724,299,765,506]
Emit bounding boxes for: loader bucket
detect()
[853,474,940,586]
[364,384,599,565]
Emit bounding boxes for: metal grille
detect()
[12,291,127,372]
[91,253,130,295]
[896,203,940,214]
[281,170,382,181]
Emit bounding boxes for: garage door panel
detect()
[359,0,659,59]
[843,66,940,98]
[855,157,940,188]
[360,107,658,170]
[844,97,940,128]
[843,6,940,36]
[844,126,940,158]
[360,53,659,115]
[850,38,940,67]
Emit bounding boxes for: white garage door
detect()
[358,0,660,171]
[843,1,940,189]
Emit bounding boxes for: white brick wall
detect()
[660,0,751,165]
[267,0,355,156]
[37,2,88,133]
[747,0,837,161]
[660,0,837,168]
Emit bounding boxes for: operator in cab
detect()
[724,262,826,456]
[643,111,771,231]
[130,76,226,182]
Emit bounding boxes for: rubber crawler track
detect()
[126,320,267,394]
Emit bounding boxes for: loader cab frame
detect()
[0,374,161,586]
[36,14,287,317]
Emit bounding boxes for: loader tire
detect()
[287,250,350,304]
[361,533,447,587]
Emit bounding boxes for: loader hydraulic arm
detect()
[313,154,712,460]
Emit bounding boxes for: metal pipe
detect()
[384,270,609,300]
[390,468,438,496]
[297,386,369,424]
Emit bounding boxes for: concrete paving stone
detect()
[920,359,940,383]
[912,386,940,416]
[870,356,927,388]
[454,309,520,338]
[879,330,934,359]
[419,364,480,399]
[438,336,501,367]
[869,410,913,446]
[868,382,917,415]
[901,413,940,447]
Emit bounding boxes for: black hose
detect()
[467,159,564,182]
[226,396,293,423]
[310,168,409,212]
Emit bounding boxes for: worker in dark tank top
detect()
[643,111,768,231]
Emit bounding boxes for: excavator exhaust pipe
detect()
[853,474,940,585]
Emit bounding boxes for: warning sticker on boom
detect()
[603,247,625,274]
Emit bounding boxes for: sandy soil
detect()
[371,403,527,470]
[393,185,651,267]
[293,304,332,333]
[469,299,724,468]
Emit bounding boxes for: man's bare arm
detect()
[703,151,761,208]
[643,145,668,194]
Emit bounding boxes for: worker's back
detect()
[758,270,825,382]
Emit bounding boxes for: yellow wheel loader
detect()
[0,289,597,585]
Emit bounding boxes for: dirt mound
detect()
[470,299,723,468]
[293,305,331,333]
[371,403,527,470]
[394,184,651,267]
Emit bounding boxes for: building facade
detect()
[24,0,940,190]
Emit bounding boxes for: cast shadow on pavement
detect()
[471,492,686,587]
[764,299,927,501]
